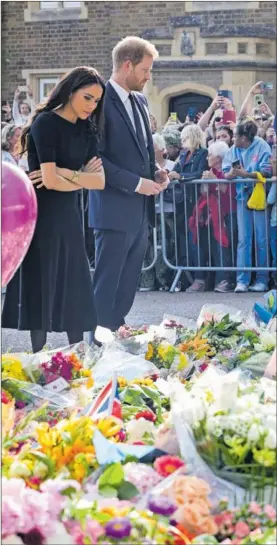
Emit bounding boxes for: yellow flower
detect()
[177,352,189,370]
[2,357,29,382]
[86,377,95,389]
[145,343,154,361]
[157,344,170,360]
[253,448,276,467]
[118,376,128,388]
[131,377,154,386]
[97,417,122,438]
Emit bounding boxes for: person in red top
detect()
[189,140,237,292]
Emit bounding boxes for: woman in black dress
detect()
[2,66,105,352]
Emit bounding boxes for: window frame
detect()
[39,77,60,102]
[24,1,87,22]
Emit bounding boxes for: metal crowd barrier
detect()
[79,190,158,273]
[159,178,276,292]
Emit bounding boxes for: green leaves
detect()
[98,462,139,500]
[98,462,124,488]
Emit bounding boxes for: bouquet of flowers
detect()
[171,369,277,498]
[2,476,79,545]
[213,500,276,543]
[62,495,192,544]
[2,390,15,438]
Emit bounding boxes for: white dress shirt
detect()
[109,78,150,191]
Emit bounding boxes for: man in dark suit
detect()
[89,36,168,331]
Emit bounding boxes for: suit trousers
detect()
[93,220,148,330]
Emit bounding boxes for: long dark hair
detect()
[20,66,105,152]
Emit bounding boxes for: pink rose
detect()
[234,521,250,539]
[249,501,262,515]
[264,504,276,519]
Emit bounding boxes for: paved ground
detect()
[2,291,259,352]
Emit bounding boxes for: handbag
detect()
[163,180,184,204]
[247,172,266,211]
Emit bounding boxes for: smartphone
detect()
[187,106,197,121]
[222,110,237,124]
[262,82,273,91]
[218,89,234,104]
[170,112,177,122]
[232,160,241,169]
[254,94,265,107]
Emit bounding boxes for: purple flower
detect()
[148,495,177,517]
[104,517,132,539]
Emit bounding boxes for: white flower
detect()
[248,424,263,443]
[265,415,276,432]
[126,418,156,443]
[9,461,31,479]
[264,429,277,450]
[33,461,49,479]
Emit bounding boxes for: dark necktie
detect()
[129,93,148,157]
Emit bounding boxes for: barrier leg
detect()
[170,270,182,293]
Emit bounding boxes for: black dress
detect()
[2,111,98,333]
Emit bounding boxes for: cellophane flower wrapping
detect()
[168,367,277,505]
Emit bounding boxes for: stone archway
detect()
[146,80,217,127]
[159,82,216,125]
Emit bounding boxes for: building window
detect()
[40,1,81,8]
[238,43,248,54]
[205,42,228,55]
[39,77,60,101]
[256,43,271,56]
[24,1,87,22]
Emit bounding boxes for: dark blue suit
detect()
[89,81,155,330]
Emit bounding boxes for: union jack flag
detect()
[83,372,122,420]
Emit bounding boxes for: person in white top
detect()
[152,133,175,172]
[1,123,28,171]
[12,86,35,127]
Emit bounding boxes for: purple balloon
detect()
[2,162,37,287]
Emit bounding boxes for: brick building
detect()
[2,1,276,126]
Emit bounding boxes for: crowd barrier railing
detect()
[159,178,276,293]
[79,190,158,273]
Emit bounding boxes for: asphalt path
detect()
[2,291,259,352]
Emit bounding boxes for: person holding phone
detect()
[2,66,106,352]
[12,86,35,126]
[222,119,272,293]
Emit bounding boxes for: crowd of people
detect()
[2,77,277,299]
[140,81,277,294]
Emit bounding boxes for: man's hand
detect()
[137,178,162,196]
[155,169,168,184]
[168,171,181,181]
[227,167,248,179]
[84,156,103,173]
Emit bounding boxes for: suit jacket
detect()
[89,81,156,231]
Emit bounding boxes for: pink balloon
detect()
[2,162,37,287]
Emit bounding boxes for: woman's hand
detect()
[202,170,215,180]
[168,171,180,181]
[250,81,264,96]
[29,170,44,188]
[84,156,103,173]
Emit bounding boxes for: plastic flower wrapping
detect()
[1,305,277,544]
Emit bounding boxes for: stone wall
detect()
[2,1,276,123]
